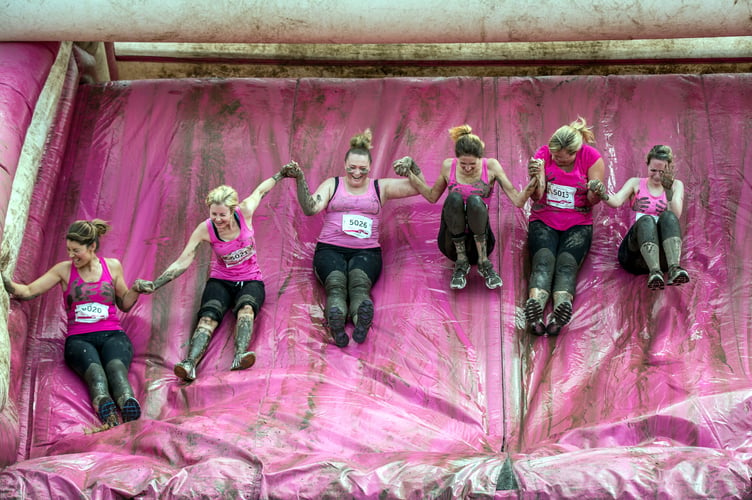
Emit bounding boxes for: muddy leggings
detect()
[64,330,134,377]
[527,220,592,296]
[437,192,496,265]
[618,210,682,275]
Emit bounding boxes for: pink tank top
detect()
[318,177,382,249]
[530,144,602,231]
[447,158,492,201]
[65,258,123,336]
[207,210,263,281]
[631,177,668,221]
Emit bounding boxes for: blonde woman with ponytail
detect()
[524,117,606,336]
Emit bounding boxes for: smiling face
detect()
[67,240,96,268]
[344,152,371,186]
[209,203,233,230]
[457,154,479,176]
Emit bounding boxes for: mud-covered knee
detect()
[531,248,555,274]
[529,249,555,290]
[234,300,257,319]
[556,252,578,274]
[465,195,486,216]
[658,210,681,238]
[444,191,464,210]
[198,298,225,323]
[466,196,488,232]
[554,252,579,293]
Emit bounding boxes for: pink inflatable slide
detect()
[1,46,751,497]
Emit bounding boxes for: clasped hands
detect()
[280,161,303,179]
[392,156,421,177]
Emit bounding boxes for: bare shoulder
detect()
[104,257,124,272]
[50,260,72,282]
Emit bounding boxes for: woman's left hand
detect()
[661,163,675,191]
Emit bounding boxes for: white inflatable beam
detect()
[2,0,751,43]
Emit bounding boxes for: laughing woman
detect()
[3,219,143,426]
[134,173,283,382]
[281,129,420,347]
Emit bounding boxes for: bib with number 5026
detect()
[342,214,373,239]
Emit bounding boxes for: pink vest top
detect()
[447,158,492,201]
[530,144,602,230]
[207,210,263,281]
[631,177,668,221]
[65,258,123,336]
[318,178,382,249]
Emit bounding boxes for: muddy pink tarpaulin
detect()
[1,68,751,498]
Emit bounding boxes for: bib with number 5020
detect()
[342,214,373,239]
[74,302,109,323]
[546,182,577,209]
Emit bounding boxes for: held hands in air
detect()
[280,161,303,179]
[392,156,421,177]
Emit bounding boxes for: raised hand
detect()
[661,162,675,191]
[280,161,303,179]
[528,158,544,178]
[132,279,155,294]
[393,156,420,177]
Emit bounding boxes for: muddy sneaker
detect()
[231,351,256,371]
[450,261,470,290]
[118,396,142,423]
[327,306,349,347]
[546,300,573,336]
[96,396,119,427]
[647,270,665,290]
[477,260,503,289]
[352,299,374,344]
[174,359,197,382]
[667,265,689,286]
[524,297,546,335]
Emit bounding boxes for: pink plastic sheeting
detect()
[0,42,60,238]
[1,75,751,498]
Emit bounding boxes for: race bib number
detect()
[222,245,255,268]
[546,183,577,209]
[74,302,109,323]
[342,214,373,239]
[635,212,659,223]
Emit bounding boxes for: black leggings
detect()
[198,278,265,322]
[618,211,682,275]
[313,242,383,284]
[437,192,496,264]
[64,330,134,376]
[528,220,592,295]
